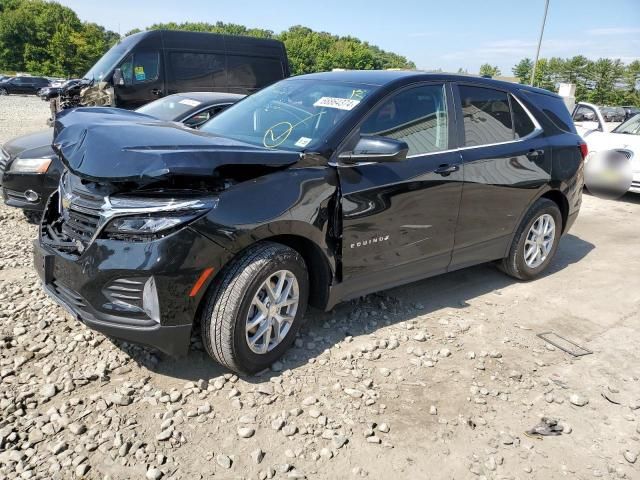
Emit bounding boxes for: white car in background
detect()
[572,102,640,193]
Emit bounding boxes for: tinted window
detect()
[511,96,536,138]
[169,52,226,89]
[120,51,160,85]
[227,55,283,88]
[360,84,448,156]
[459,85,513,146]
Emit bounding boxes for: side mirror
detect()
[339,136,409,164]
[112,68,124,86]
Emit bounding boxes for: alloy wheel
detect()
[245,270,299,354]
[0,88,7,96]
[524,213,556,269]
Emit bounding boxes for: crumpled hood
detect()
[52,108,301,183]
[3,130,54,159]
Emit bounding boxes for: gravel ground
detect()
[0,96,639,480]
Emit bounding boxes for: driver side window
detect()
[119,51,160,86]
[360,84,449,156]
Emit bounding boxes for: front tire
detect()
[499,198,562,280]
[201,242,309,374]
[0,88,8,96]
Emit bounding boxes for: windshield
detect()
[84,42,129,81]
[135,95,200,121]
[200,78,377,151]
[613,114,640,135]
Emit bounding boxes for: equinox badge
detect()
[350,235,390,249]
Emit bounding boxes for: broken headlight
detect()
[103,196,217,238]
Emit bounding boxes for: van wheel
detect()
[499,198,562,280]
[201,242,308,374]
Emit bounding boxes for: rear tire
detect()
[499,198,562,280]
[201,242,309,374]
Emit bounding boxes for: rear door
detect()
[114,50,164,109]
[339,82,463,285]
[451,83,550,268]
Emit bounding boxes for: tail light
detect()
[579,142,588,161]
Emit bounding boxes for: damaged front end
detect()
[41,79,114,125]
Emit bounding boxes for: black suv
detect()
[34,71,585,374]
[0,76,50,95]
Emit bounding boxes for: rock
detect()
[569,394,589,407]
[110,393,132,406]
[413,331,427,342]
[379,367,391,377]
[68,422,86,435]
[439,348,451,358]
[282,425,298,436]
[466,351,476,359]
[302,396,317,406]
[49,441,67,454]
[146,468,163,480]
[216,454,232,469]
[366,435,382,444]
[39,383,57,399]
[75,464,90,477]
[238,427,255,438]
[332,435,348,449]
[344,388,363,398]
[272,418,285,430]
[509,370,523,381]
[155,429,172,441]
[429,405,438,415]
[251,448,265,464]
[500,433,514,445]
[378,423,390,433]
[623,450,637,464]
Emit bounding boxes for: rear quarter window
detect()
[518,89,576,134]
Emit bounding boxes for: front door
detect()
[451,83,552,267]
[338,83,463,288]
[114,50,164,109]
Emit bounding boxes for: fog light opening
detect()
[25,190,40,202]
[142,276,161,324]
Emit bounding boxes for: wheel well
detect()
[267,235,332,310]
[540,190,569,232]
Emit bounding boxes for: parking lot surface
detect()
[0,96,639,479]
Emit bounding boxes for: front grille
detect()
[60,187,102,246]
[104,278,144,308]
[41,174,107,256]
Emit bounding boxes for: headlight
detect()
[105,212,202,235]
[9,157,53,173]
[103,196,217,237]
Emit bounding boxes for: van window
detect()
[511,95,536,138]
[459,85,513,146]
[360,84,448,156]
[227,55,283,88]
[120,51,160,85]
[169,52,226,89]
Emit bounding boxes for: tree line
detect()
[0,0,414,78]
[1,0,638,107]
[479,57,640,106]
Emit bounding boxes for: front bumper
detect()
[34,226,232,357]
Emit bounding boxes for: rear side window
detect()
[459,85,513,147]
[227,55,283,88]
[169,52,226,88]
[511,96,536,138]
[360,84,449,156]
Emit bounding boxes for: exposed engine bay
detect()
[39,79,115,124]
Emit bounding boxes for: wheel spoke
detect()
[246,311,266,332]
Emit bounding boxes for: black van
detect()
[45,30,290,112]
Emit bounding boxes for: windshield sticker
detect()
[294,137,312,148]
[313,97,360,111]
[179,99,201,107]
[134,66,146,81]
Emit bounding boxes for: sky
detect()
[56,0,640,75]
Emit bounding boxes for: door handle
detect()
[435,164,460,176]
[151,88,162,96]
[526,149,544,162]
